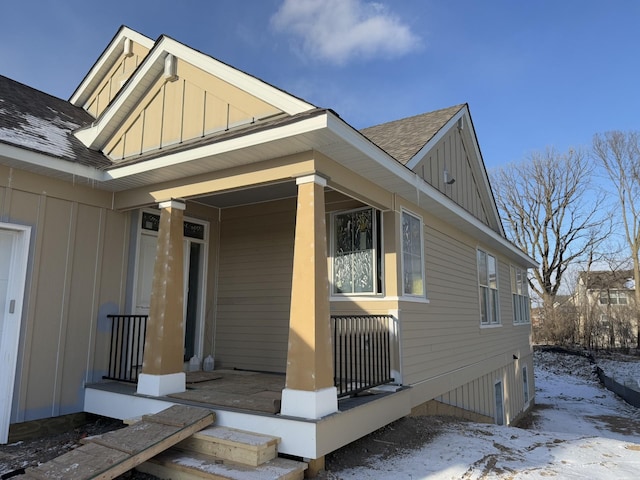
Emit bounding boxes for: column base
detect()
[280,386,338,419]
[136,372,185,397]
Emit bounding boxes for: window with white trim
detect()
[523,366,530,404]
[478,249,499,325]
[599,290,628,305]
[511,266,531,324]
[401,210,425,297]
[332,207,382,294]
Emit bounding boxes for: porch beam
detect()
[112,154,316,210]
[137,198,186,397]
[281,174,337,419]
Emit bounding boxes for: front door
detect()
[0,224,30,444]
[134,211,207,361]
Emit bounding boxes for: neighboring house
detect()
[0,26,536,462]
[576,270,637,348]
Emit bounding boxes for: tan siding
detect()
[414,129,490,226]
[104,59,283,161]
[3,169,128,422]
[214,199,296,372]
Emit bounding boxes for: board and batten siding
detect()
[399,209,533,423]
[413,128,491,228]
[0,167,129,423]
[214,198,296,373]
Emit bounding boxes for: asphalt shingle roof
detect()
[360,104,465,165]
[0,75,111,168]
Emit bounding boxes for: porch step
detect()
[137,448,307,480]
[176,426,280,466]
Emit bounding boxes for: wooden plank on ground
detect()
[17,405,214,480]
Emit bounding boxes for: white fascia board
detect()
[405,106,466,171]
[161,38,315,115]
[104,113,330,180]
[0,143,106,181]
[324,113,536,268]
[70,27,154,106]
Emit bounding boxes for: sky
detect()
[1,0,640,170]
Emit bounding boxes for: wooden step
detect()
[137,448,307,480]
[176,426,279,466]
[17,405,214,479]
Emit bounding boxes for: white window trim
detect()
[400,208,427,299]
[522,365,530,405]
[478,248,500,327]
[511,265,531,325]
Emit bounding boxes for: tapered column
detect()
[137,199,186,396]
[281,174,337,419]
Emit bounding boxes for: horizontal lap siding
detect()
[215,200,295,373]
[0,174,128,423]
[400,214,533,423]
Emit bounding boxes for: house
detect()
[0,26,536,463]
[576,270,637,348]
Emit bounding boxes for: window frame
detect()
[599,289,628,305]
[400,209,426,298]
[511,265,531,325]
[522,366,530,404]
[478,249,500,326]
[330,206,382,296]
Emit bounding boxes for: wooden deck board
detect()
[16,405,214,480]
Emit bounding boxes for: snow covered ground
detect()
[330,350,640,479]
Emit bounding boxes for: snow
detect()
[331,350,640,479]
[0,110,81,158]
[596,354,640,390]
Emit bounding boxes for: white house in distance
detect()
[0,26,535,466]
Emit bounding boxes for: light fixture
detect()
[444,169,455,185]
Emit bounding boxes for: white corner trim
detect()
[158,199,186,210]
[280,387,338,419]
[296,174,327,187]
[136,372,186,397]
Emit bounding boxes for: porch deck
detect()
[84,369,412,459]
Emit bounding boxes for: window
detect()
[511,266,530,324]
[599,290,628,305]
[522,366,530,404]
[401,210,425,296]
[478,249,499,325]
[332,207,382,294]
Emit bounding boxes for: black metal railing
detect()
[331,315,394,397]
[104,314,148,383]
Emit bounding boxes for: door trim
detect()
[0,223,31,444]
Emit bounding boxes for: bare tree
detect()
[492,147,608,313]
[592,131,640,347]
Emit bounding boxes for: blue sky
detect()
[2,0,639,169]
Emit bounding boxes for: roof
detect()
[579,270,635,290]
[360,104,465,165]
[0,75,111,168]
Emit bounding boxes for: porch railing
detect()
[104,314,148,383]
[104,313,395,397]
[331,315,395,398]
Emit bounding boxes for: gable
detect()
[104,58,284,161]
[70,27,154,117]
[412,121,492,227]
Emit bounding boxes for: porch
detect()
[84,367,410,460]
[87,312,404,459]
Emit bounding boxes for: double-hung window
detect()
[511,266,530,324]
[332,207,381,294]
[478,249,499,325]
[401,210,425,297]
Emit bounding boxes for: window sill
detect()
[480,323,502,329]
[399,296,430,304]
[513,322,531,326]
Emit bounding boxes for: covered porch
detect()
[87,154,406,458]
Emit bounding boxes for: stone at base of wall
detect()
[410,399,495,424]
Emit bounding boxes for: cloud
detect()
[271,0,422,65]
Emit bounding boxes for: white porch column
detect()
[281,174,338,419]
[137,199,186,397]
